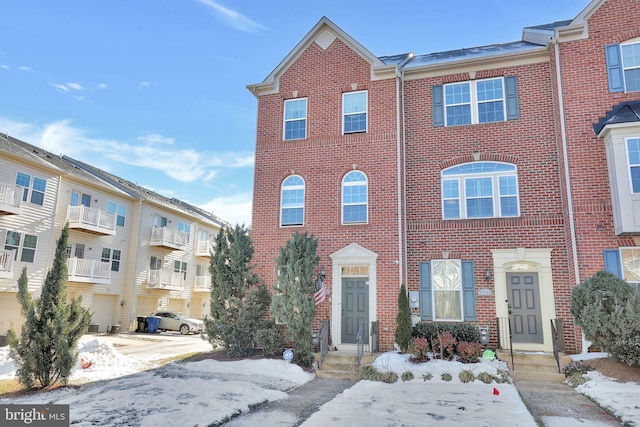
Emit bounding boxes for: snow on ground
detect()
[0,337,638,426]
[302,352,535,427]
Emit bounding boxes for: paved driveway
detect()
[98,332,212,358]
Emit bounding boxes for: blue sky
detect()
[0,0,585,226]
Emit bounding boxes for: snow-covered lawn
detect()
[0,336,637,426]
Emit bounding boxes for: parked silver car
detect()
[149,311,204,335]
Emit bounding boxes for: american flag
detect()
[313,273,326,306]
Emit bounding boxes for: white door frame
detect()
[491,248,556,352]
[329,243,378,348]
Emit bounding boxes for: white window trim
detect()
[341,171,368,225]
[431,259,463,322]
[280,175,305,227]
[621,38,640,92]
[620,247,640,284]
[625,137,640,193]
[5,230,38,263]
[441,162,520,219]
[342,90,368,134]
[108,201,127,227]
[444,77,506,126]
[283,97,307,141]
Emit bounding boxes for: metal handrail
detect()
[496,316,514,371]
[318,320,329,369]
[356,320,365,369]
[551,318,565,373]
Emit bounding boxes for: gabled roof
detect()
[64,156,228,228]
[0,134,133,197]
[247,17,394,96]
[594,101,640,135]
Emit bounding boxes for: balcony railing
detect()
[146,268,184,291]
[195,239,213,257]
[0,183,22,215]
[150,227,188,250]
[67,205,116,235]
[66,257,111,284]
[193,275,211,292]
[0,249,15,279]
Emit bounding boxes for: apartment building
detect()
[247,0,640,353]
[0,136,225,334]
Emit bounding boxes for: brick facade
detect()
[249,0,640,354]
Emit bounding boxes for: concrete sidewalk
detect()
[514,380,622,426]
[221,378,357,426]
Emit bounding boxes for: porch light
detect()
[485,268,492,283]
[319,267,326,279]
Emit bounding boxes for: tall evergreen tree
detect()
[395,283,412,353]
[204,225,269,356]
[7,223,92,389]
[270,231,319,367]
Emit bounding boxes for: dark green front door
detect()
[342,278,368,344]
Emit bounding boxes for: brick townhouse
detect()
[248,0,639,354]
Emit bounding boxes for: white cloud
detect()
[195,0,265,33]
[139,81,151,89]
[49,81,84,93]
[97,83,107,89]
[1,65,8,70]
[0,117,253,186]
[138,134,175,145]
[201,193,253,227]
[18,66,32,72]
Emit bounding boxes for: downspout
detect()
[553,36,580,288]
[395,67,404,287]
[401,69,408,286]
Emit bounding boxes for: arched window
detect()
[280,175,304,226]
[441,162,519,219]
[342,171,368,224]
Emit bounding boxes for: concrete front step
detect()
[314,352,377,380]
[497,351,571,383]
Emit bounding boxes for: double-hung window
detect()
[101,248,121,272]
[433,76,519,126]
[4,231,37,263]
[419,260,477,321]
[342,171,368,224]
[280,175,304,226]
[604,247,640,292]
[444,78,504,126]
[107,201,127,227]
[15,172,46,206]
[174,261,187,280]
[627,138,640,193]
[442,162,519,219]
[606,40,640,92]
[343,91,367,134]
[284,98,307,141]
[178,221,191,242]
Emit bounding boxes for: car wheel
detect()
[179,324,190,335]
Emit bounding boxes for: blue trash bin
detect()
[146,316,161,333]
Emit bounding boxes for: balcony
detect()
[193,275,211,292]
[0,183,22,215]
[195,239,213,257]
[150,227,188,250]
[66,257,111,284]
[146,268,184,291]
[0,249,15,279]
[67,205,116,235]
